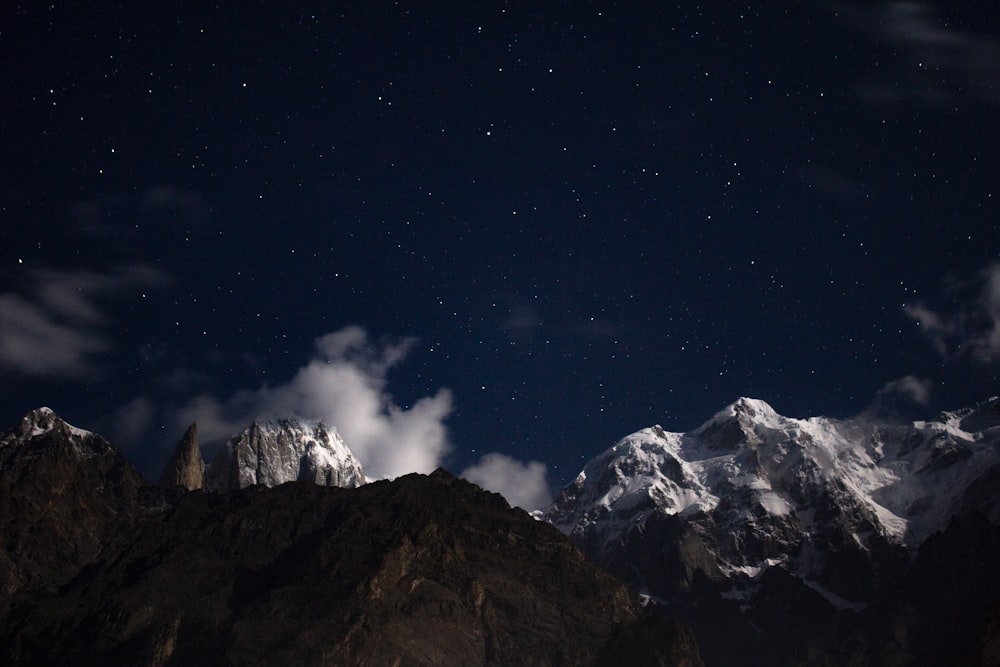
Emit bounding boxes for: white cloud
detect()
[0,265,170,378]
[173,326,453,480]
[0,293,108,377]
[983,265,1000,360]
[905,263,1000,364]
[878,376,933,406]
[174,393,252,446]
[461,453,553,511]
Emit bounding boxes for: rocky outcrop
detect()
[816,512,1000,666]
[0,408,144,602]
[206,418,366,492]
[159,422,205,491]
[0,469,702,666]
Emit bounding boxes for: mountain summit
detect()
[544,396,1000,665]
[156,417,369,493]
[0,408,144,601]
[159,422,204,491]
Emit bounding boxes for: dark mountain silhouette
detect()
[0,408,702,666]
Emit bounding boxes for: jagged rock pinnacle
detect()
[159,422,205,491]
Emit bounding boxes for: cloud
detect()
[461,453,552,511]
[904,263,1000,363]
[878,376,933,406]
[0,265,170,378]
[173,393,252,446]
[110,396,156,445]
[504,303,542,338]
[840,1,1000,107]
[172,326,453,480]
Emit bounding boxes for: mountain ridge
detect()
[6,398,1000,665]
[0,407,702,666]
[543,395,1000,665]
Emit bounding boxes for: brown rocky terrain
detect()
[0,409,703,666]
[0,408,144,603]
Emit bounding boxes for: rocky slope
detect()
[0,408,145,603]
[544,396,1000,665]
[0,408,702,666]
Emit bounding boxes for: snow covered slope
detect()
[544,396,1000,604]
[206,418,367,492]
[0,407,96,447]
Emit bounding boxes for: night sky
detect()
[2,3,998,507]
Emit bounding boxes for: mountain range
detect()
[2,397,1000,665]
[0,407,701,666]
[544,396,1000,665]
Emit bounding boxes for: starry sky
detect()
[2,3,998,507]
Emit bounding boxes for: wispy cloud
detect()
[504,303,542,338]
[839,1,1000,107]
[461,453,552,511]
[904,263,1000,364]
[878,375,933,406]
[0,265,170,378]
[165,326,453,480]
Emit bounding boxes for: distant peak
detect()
[160,421,204,491]
[696,397,779,432]
[724,397,784,424]
[249,415,326,431]
[26,406,59,420]
[730,397,778,414]
[18,406,65,435]
[19,407,94,440]
[206,414,364,492]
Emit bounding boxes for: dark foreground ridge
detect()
[0,409,702,666]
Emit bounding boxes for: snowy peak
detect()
[0,408,107,464]
[690,397,786,453]
[0,407,94,447]
[19,406,61,437]
[717,397,781,423]
[953,395,1000,433]
[544,397,1000,607]
[205,417,366,492]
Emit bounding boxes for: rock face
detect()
[822,512,1000,667]
[0,408,144,603]
[205,418,367,492]
[159,422,205,491]
[0,409,703,666]
[544,396,1000,665]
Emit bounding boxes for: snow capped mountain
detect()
[205,417,367,492]
[0,407,119,468]
[0,408,146,599]
[0,406,95,446]
[544,396,1000,606]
